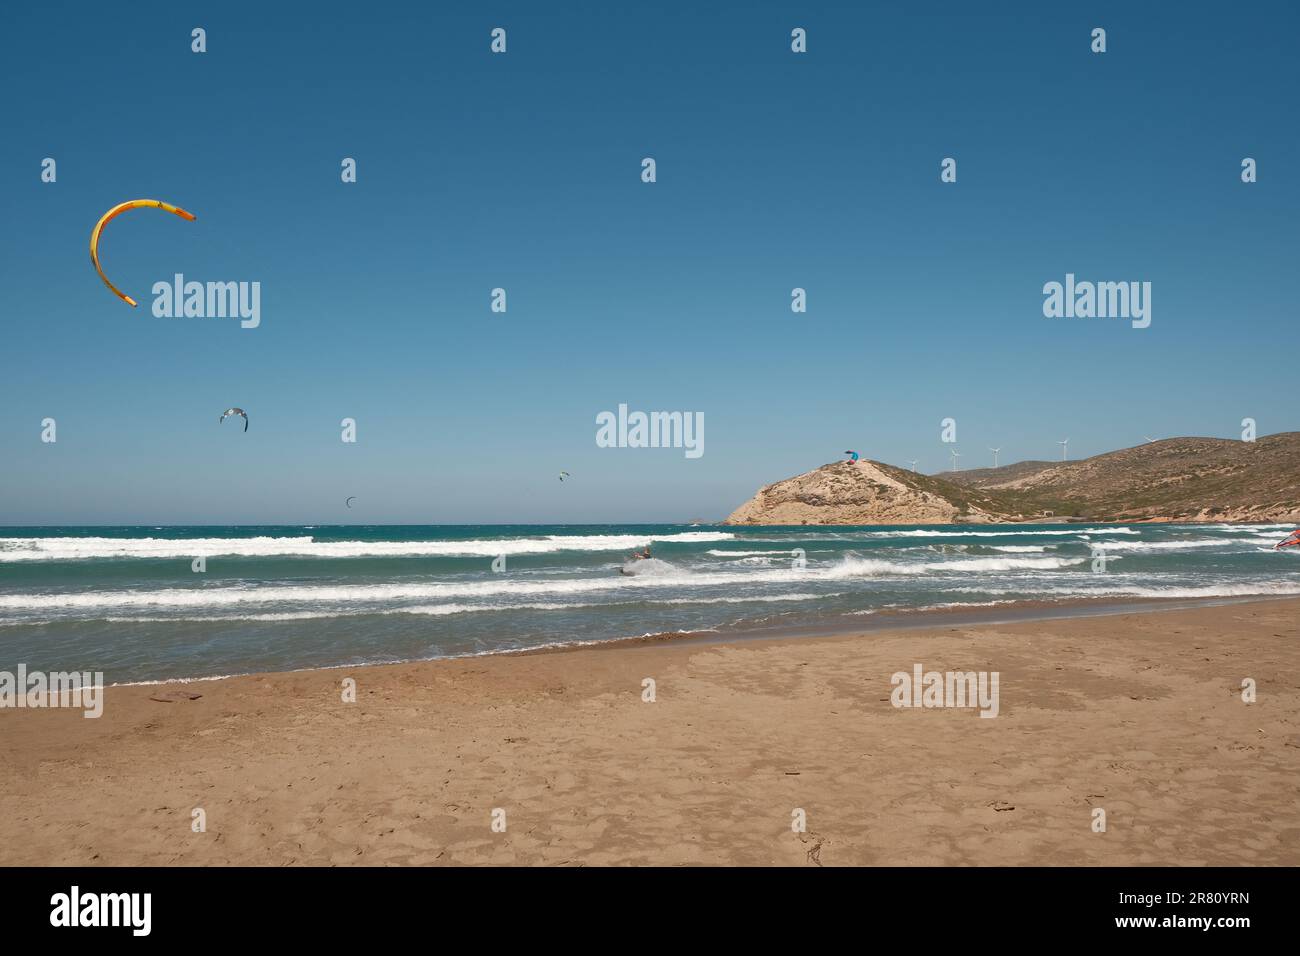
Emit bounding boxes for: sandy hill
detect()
[724,433,1300,525]
[942,432,1300,523]
[723,459,1035,525]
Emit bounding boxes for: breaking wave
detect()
[0,531,736,562]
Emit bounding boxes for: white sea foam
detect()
[0,574,786,611]
[915,599,1022,611]
[734,527,1141,544]
[859,527,1139,538]
[1132,582,1300,598]
[617,557,680,577]
[1182,523,1294,531]
[0,531,736,562]
[1087,537,1256,551]
[827,555,1087,577]
[948,581,1300,599]
[0,552,1091,612]
[706,550,797,557]
[49,592,833,625]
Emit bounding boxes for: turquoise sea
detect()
[1,523,1296,683]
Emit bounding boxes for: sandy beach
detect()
[2,598,1297,866]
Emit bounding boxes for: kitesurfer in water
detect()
[1275,529,1300,550]
[619,545,652,575]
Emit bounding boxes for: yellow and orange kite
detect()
[89,199,196,306]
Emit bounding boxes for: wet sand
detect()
[1,598,1297,866]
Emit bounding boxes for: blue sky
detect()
[1,1,1296,524]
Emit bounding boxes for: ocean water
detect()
[1,523,1296,683]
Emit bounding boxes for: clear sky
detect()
[1,1,1296,525]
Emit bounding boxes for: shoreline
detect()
[3,597,1297,865]
[9,515,1296,690]
[101,592,1298,688]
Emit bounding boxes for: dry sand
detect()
[2,599,1297,866]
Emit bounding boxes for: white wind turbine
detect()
[949,447,961,472]
[989,447,1001,468]
[1143,436,1158,444]
[1057,439,1069,461]
[907,459,919,472]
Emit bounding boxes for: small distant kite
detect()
[219,408,249,432]
[345,497,357,509]
[843,450,860,462]
[558,471,571,482]
[1274,529,1300,551]
[90,199,196,306]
